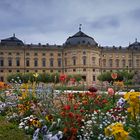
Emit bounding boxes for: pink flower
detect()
[108,88,115,96]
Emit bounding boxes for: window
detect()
[50,69,53,72]
[83,51,86,55]
[50,58,54,67]
[26,53,30,56]
[83,56,86,65]
[0,59,4,66]
[42,58,46,67]
[8,52,12,55]
[109,59,113,67]
[65,53,67,56]
[8,59,12,66]
[26,70,29,72]
[93,76,96,81]
[83,68,86,71]
[92,57,96,65]
[26,59,30,67]
[16,59,20,66]
[0,77,4,82]
[136,59,139,67]
[72,56,76,65]
[17,70,20,72]
[128,59,132,67]
[0,70,3,72]
[103,59,106,67]
[115,59,119,67]
[50,53,53,56]
[16,52,20,55]
[35,70,38,72]
[65,69,67,72]
[42,70,45,73]
[34,53,38,56]
[58,53,61,56]
[34,58,38,67]
[82,76,86,81]
[0,52,3,55]
[122,59,126,67]
[42,53,46,56]
[9,70,12,73]
[73,69,76,72]
[65,58,67,66]
[58,58,61,67]
[93,69,95,72]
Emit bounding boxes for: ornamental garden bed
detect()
[0,73,140,140]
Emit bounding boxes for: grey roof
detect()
[65,31,98,46]
[1,34,24,45]
[128,38,140,49]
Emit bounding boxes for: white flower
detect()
[87,120,92,125]
[25,126,29,130]
[18,125,23,129]
[19,122,25,126]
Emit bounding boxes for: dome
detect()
[1,34,24,46]
[128,38,140,49]
[65,28,98,46]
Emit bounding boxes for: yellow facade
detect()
[0,31,140,85]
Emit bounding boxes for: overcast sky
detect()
[0,0,140,47]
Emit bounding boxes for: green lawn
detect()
[0,116,31,140]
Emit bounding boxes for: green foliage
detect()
[97,70,134,84]
[7,73,82,84]
[0,116,31,140]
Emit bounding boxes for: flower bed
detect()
[0,73,140,140]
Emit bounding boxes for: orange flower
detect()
[111,73,118,79]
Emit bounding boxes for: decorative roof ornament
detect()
[13,33,15,37]
[135,38,137,42]
[79,24,82,31]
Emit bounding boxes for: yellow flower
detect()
[45,114,53,122]
[33,73,39,78]
[104,122,129,140]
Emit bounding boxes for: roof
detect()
[1,34,24,45]
[128,38,140,49]
[65,30,98,46]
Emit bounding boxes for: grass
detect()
[0,116,31,140]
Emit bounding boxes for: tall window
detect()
[136,59,139,67]
[50,58,54,67]
[16,58,20,66]
[115,59,119,67]
[92,57,96,65]
[8,59,12,66]
[58,58,61,67]
[128,59,132,67]
[42,58,46,67]
[72,56,76,65]
[34,58,38,67]
[0,58,4,66]
[103,59,106,67]
[122,59,126,67]
[26,59,30,67]
[82,56,86,65]
[109,59,113,67]
[65,58,67,66]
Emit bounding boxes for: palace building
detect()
[0,27,140,84]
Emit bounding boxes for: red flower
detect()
[68,112,74,118]
[59,74,67,82]
[63,105,71,110]
[108,88,115,96]
[70,78,76,84]
[74,104,79,110]
[88,86,98,92]
[111,73,118,79]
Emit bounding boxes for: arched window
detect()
[42,58,46,67]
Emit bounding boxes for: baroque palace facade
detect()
[0,27,140,84]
